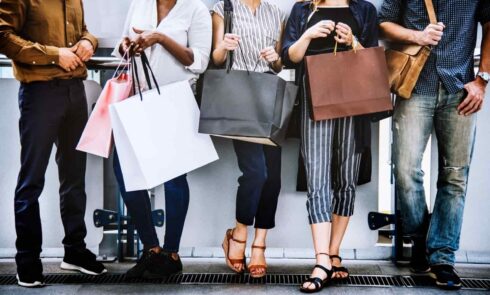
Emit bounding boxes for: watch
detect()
[477,72,490,84]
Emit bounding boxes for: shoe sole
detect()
[16,275,45,288]
[60,262,108,276]
[429,272,462,290]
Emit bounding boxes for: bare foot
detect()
[228,229,247,272]
[249,244,266,277]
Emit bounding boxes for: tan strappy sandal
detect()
[248,245,267,279]
[222,228,246,274]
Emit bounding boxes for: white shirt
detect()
[113,0,212,88]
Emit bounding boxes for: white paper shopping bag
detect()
[110,80,219,192]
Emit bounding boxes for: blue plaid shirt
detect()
[379,0,490,96]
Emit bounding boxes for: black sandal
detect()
[300,253,333,293]
[330,255,350,280]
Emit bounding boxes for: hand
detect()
[132,27,161,54]
[119,37,133,56]
[260,46,279,63]
[58,47,83,72]
[458,79,486,116]
[334,22,353,46]
[73,39,94,62]
[218,33,240,52]
[414,22,445,46]
[303,20,335,41]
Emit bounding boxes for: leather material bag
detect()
[385,0,437,99]
[198,0,298,146]
[305,46,392,121]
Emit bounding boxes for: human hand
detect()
[58,47,83,72]
[73,39,94,62]
[260,46,279,63]
[414,22,445,46]
[218,33,240,51]
[303,20,335,41]
[119,37,133,56]
[132,27,161,54]
[458,79,486,116]
[334,22,353,46]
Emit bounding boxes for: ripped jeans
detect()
[393,85,477,266]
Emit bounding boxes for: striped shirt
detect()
[213,0,285,73]
[379,0,490,96]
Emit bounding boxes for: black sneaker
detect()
[430,264,462,290]
[17,259,45,288]
[159,252,183,276]
[125,249,162,279]
[410,237,430,273]
[61,249,107,275]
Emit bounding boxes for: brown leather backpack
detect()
[385,0,437,99]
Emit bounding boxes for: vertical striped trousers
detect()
[301,80,362,224]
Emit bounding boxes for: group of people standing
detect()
[0,0,488,292]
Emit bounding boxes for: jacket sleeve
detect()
[478,0,490,25]
[0,0,59,65]
[281,3,303,69]
[363,3,380,48]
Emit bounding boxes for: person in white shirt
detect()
[111,0,211,279]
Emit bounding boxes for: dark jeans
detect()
[233,140,282,229]
[15,80,89,270]
[113,151,189,252]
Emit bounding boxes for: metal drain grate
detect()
[0,274,488,290]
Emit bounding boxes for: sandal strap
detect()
[315,252,330,257]
[303,277,323,289]
[248,264,267,270]
[252,245,266,250]
[230,229,246,244]
[330,255,342,262]
[332,266,349,273]
[314,264,333,279]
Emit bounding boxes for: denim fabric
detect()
[233,140,281,229]
[113,151,189,252]
[393,86,476,265]
[15,80,88,269]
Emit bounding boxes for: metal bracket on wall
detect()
[368,210,406,264]
[93,208,165,261]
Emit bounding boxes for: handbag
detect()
[110,52,219,191]
[305,44,392,121]
[77,51,133,158]
[385,0,437,99]
[198,0,298,146]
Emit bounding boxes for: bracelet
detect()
[351,35,359,50]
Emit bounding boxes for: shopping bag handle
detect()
[130,51,161,101]
[113,48,131,79]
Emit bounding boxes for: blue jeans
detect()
[393,86,476,266]
[233,140,282,229]
[113,150,189,252]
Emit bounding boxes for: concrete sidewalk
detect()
[0,258,489,294]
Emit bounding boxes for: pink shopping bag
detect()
[77,72,132,158]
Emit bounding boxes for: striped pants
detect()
[301,83,362,224]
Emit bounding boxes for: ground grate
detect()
[0,273,488,290]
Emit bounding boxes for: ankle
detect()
[149,246,162,254]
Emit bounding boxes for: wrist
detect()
[410,30,423,46]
